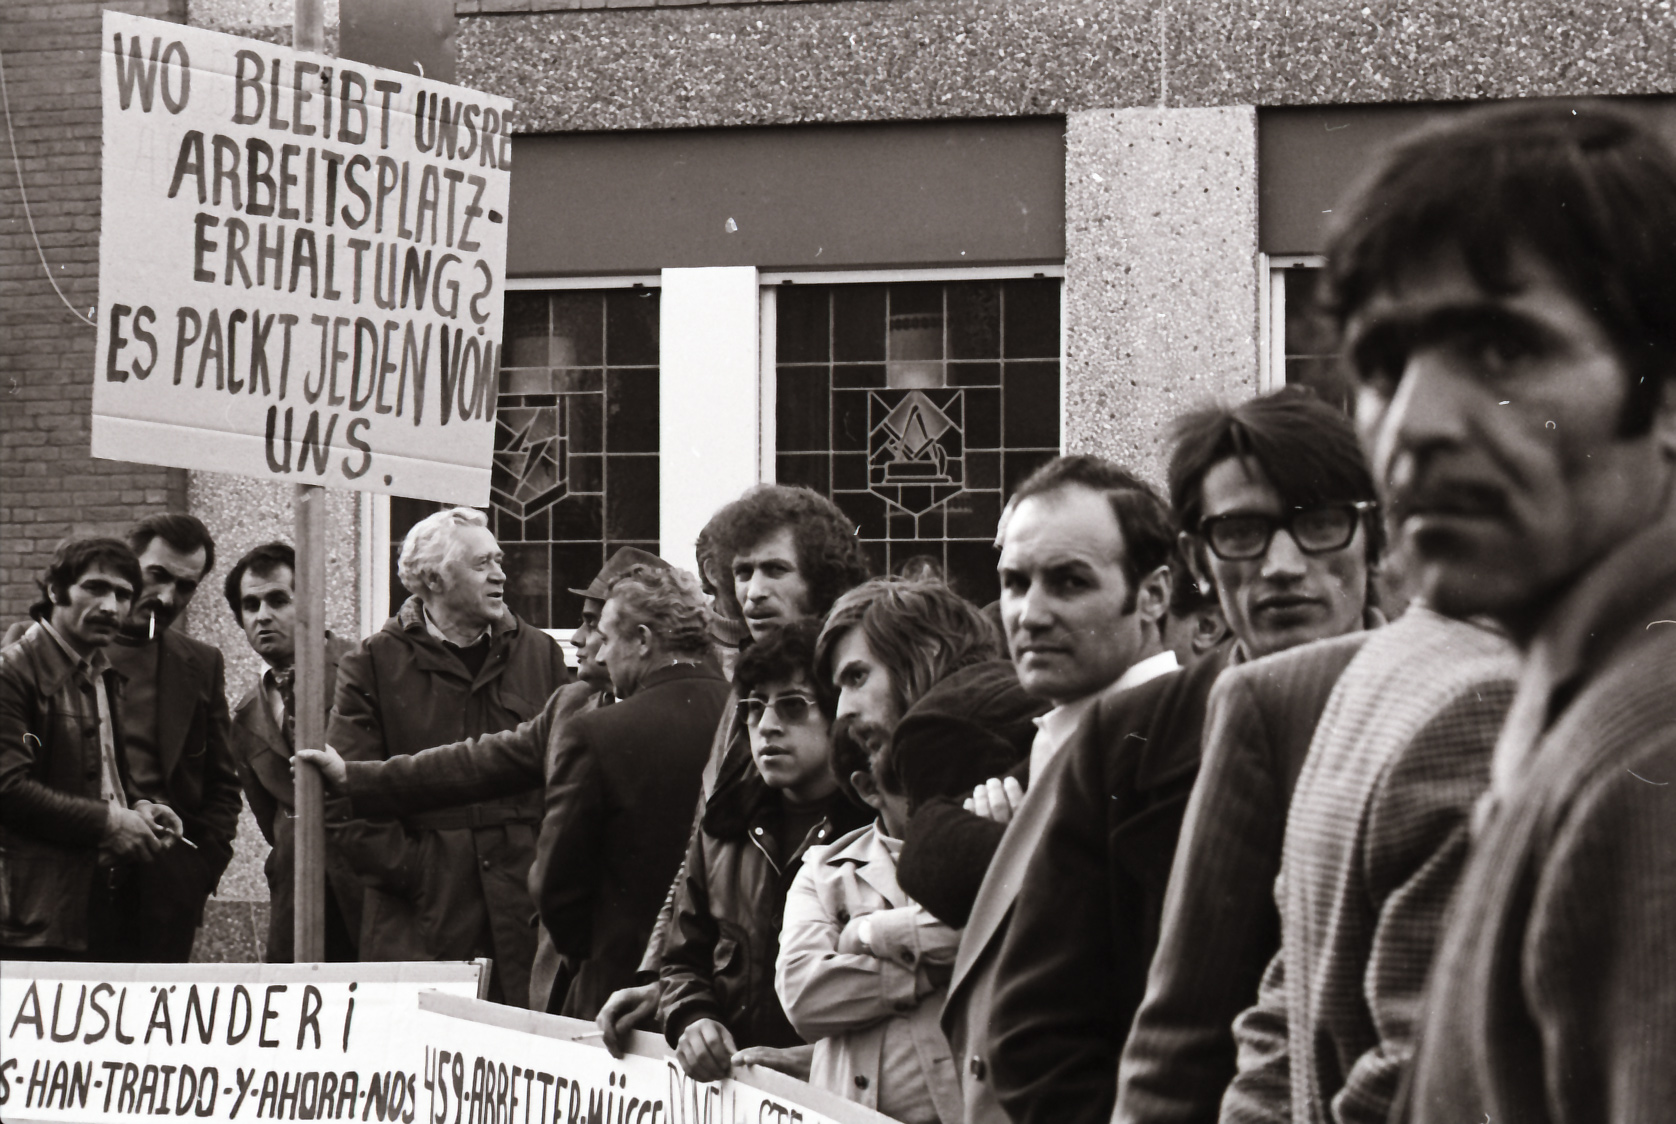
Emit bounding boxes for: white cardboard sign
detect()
[0,961,484,1124]
[92,11,513,505]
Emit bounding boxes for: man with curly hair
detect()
[596,484,870,1050]
[539,563,732,1018]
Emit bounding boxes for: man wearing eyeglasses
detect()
[988,392,1387,1124]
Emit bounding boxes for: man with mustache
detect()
[1332,103,1676,1123]
[99,513,242,962]
[0,538,182,959]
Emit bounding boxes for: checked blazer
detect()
[1221,607,1517,1124]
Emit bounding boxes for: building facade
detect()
[4,0,1673,956]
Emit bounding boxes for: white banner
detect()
[403,992,900,1124]
[92,11,513,505]
[0,961,484,1124]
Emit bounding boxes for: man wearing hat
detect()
[306,546,664,1007]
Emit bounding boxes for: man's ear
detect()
[635,622,655,655]
[1136,564,1171,626]
[850,770,885,812]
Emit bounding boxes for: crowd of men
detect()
[3,102,1673,1123]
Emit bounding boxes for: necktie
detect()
[273,666,296,752]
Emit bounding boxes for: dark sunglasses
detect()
[1198,502,1377,562]
[738,693,820,727]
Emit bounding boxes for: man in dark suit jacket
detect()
[540,562,730,1019]
[101,514,242,962]
[989,391,1383,1124]
[223,542,363,963]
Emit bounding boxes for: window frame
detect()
[1259,254,1326,393]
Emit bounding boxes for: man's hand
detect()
[134,800,185,846]
[292,745,349,795]
[676,1019,738,1083]
[731,1045,813,1082]
[596,982,661,1059]
[102,804,164,862]
[963,776,1025,824]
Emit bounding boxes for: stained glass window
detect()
[387,287,660,628]
[775,278,1061,606]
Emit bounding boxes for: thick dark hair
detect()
[1324,100,1676,437]
[812,578,1000,720]
[224,541,295,625]
[710,485,870,621]
[733,618,822,697]
[129,512,216,577]
[1008,455,1177,611]
[34,537,143,619]
[1168,387,1383,565]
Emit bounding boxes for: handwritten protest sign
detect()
[91,11,513,505]
[0,961,484,1124]
[402,993,899,1124]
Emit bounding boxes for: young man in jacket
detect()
[328,506,569,1006]
[101,513,242,962]
[0,538,181,958]
[660,620,871,1083]
[224,541,363,963]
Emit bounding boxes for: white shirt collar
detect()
[1025,650,1181,788]
[1109,649,1180,693]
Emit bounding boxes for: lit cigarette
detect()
[571,1031,604,1040]
[173,831,198,850]
[148,611,156,640]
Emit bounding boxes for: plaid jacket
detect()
[1222,608,1517,1124]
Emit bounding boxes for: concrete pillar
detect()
[1062,106,1260,489]
[185,470,363,960]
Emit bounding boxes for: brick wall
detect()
[0,0,189,622]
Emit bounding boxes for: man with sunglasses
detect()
[659,621,872,1084]
[989,393,1386,1124]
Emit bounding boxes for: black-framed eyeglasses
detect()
[738,694,820,727]
[1197,502,1377,562]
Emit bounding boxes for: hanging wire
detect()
[0,47,96,328]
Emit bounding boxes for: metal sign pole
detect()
[291,0,328,964]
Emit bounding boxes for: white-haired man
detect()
[328,507,569,1005]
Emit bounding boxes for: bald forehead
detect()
[1001,485,1127,563]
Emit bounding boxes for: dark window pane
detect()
[777,370,830,451]
[832,390,871,451]
[605,289,660,366]
[887,510,917,540]
[834,490,888,540]
[552,493,603,541]
[777,285,830,363]
[606,456,659,540]
[568,395,604,454]
[497,512,524,542]
[946,490,1001,539]
[966,451,1000,490]
[550,292,604,367]
[945,541,1001,606]
[948,282,1002,359]
[889,282,943,317]
[832,452,868,491]
[833,286,886,362]
[1003,362,1060,447]
[553,542,606,623]
[949,362,1001,387]
[964,388,1001,449]
[1284,269,1337,356]
[525,507,550,542]
[1005,450,1056,494]
[607,370,660,452]
[1003,279,1061,359]
[568,453,603,493]
[503,292,550,367]
[503,543,549,625]
[776,454,829,494]
[833,364,886,389]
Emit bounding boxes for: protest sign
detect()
[402,992,899,1124]
[91,10,513,505]
[0,961,484,1124]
